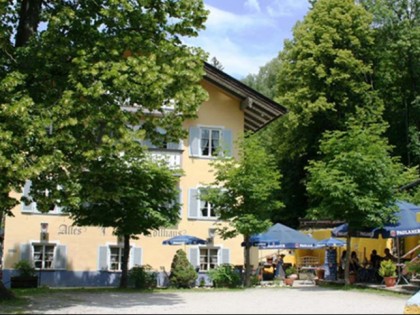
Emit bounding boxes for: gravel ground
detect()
[5,282,410,314]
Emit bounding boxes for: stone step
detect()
[410,278,420,286]
[401,284,420,292]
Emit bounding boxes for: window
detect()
[109,246,125,271]
[33,244,55,269]
[188,188,218,220]
[199,248,219,271]
[200,128,221,157]
[200,200,215,218]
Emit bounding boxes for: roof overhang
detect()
[203,62,287,132]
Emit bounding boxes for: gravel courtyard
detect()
[5,284,410,314]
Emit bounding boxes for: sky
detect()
[183,0,311,80]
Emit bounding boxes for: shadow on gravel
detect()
[23,292,185,313]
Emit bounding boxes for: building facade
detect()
[1,63,286,288]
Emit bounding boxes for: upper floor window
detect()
[189,126,233,158]
[188,188,217,220]
[21,180,63,215]
[200,128,221,157]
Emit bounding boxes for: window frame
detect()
[109,245,125,272]
[199,247,220,271]
[199,127,222,157]
[32,243,56,270]
[198,187,217,220]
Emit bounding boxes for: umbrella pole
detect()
[396,237,409,285]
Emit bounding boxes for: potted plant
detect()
[284,266,298,286]
[11,260,38,288]
[378,259,397,287]
[406,260,420,278]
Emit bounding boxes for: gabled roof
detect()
[203,62,287,132]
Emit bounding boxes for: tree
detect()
[241,57,282,100]
[65,145,182,288]
[271,0,380,227]
[360,0,420,167]
[201,134,283,287]
[0,0,209,296]
[305,110,415,284]
[169,249,197,288]
[210,56,224,71]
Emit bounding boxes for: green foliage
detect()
[128,265,157,290]
[250,274,261,286]
[13,260,36,278]
[208,264,242,288]
[169,249,197,288]
[1,0,209,292]
[378,259,397,278]
[203,133,283,239]
[241,57,282,100]
[306,114,414,230]
[360,0,420,167]
[201,134,283,286]
[285,266,298,277]
[271,0,380,227]
[406,260,420,275]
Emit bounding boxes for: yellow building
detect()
[1,63,286,288]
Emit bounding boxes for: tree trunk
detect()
[344,235,351,285]
[0,280,15,301]
[0,212,14,300]
[119,234,130,288]
[15,0,43,47]
[244,235,251,287]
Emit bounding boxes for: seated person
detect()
[370,249,382,269]
[262,257,275,281]
[349,251,361,273]
[383,248,397,262]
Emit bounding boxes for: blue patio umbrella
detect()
[162,234,207,245]
[331,201,420,239]
[316,237,346,248]
[331,200,420,285]
[243,223,318,249]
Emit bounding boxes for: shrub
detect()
[378,259,397,277]
[406,260,420,275]
[169,249,197,288]
[285,266,297,278]
[13,260,36,277]
[128,264,157,289]
[208,264,242,288]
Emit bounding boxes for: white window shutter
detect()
[189,247,200,269]
[189,127,200,156]
[54,245,67,269]
[98,246,108,270]
[178,188,183,219]
[131,247,142,268]
[188,188,199,218]
[21,180,35,213]
[219,248,230,265]
[221,129,233,157]
[20,243,33,264]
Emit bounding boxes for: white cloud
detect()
[266,0,310,18]
[244,0,261,13]
[183,2,306,78]
[204,4,274,33]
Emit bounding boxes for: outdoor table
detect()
[300,266,317,284]
[396,263,410,285]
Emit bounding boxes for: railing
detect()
[401,244,420,260]
[148,149,182,170]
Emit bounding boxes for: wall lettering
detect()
[58,224,85,235]
[146,228,186,238]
